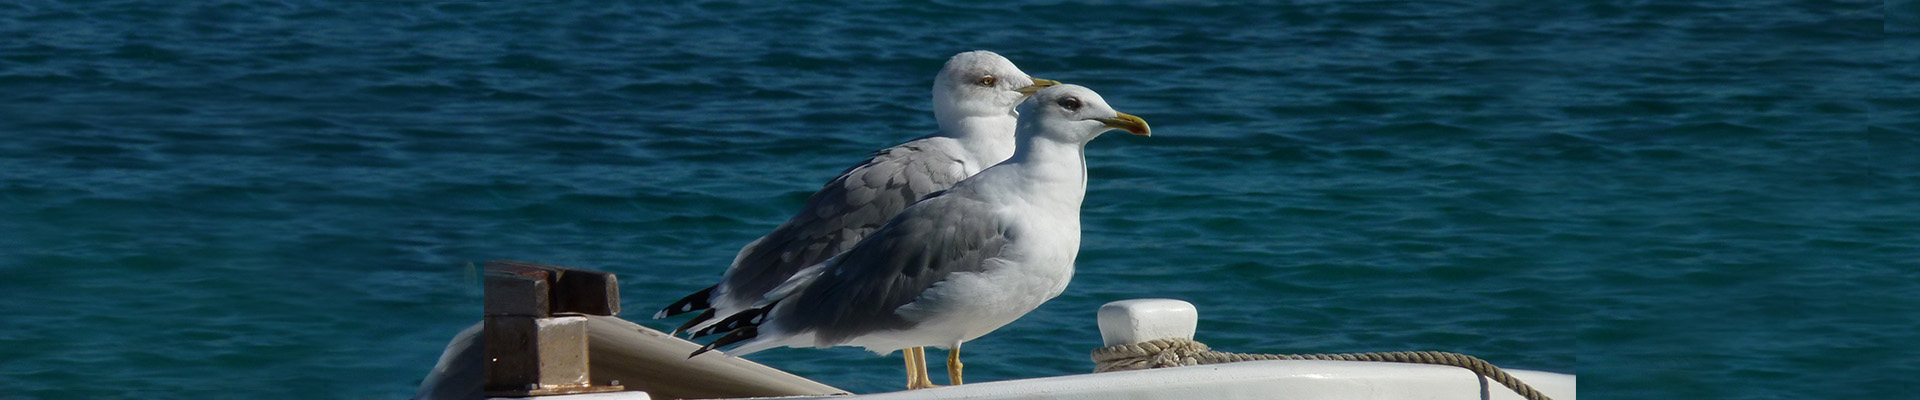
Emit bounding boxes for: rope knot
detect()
[1090,337,1211,372]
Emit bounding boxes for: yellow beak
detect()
[1014,78,1061,96]
[1096,112,1151,136]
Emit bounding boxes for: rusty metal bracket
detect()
[483,260,625,397]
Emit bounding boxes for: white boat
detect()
[417,262,1574,400]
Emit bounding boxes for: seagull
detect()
[655,51,1054,388]
[689,84,1150,391]
[655,51,1054,332]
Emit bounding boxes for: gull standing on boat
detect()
[691,85,1151,390]
[655,51,1057,335]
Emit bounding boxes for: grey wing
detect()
[714,137,971,308]
[776,192,1012,345]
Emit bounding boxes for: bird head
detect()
[932,51,1058,123]
[1014,84,1150,144]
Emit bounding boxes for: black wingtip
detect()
[688,324,718,339]
[671,308,716,336]
[689,326,759,359]
[655,286,716,319]
[687,317,727,339]
[688,301,777,339]
[688,343,718,359]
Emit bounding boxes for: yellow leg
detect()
[903,348,921,389]
[905,347,940,390]
[947,346,964,385]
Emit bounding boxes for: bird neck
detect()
[994,136,1088,209]
[936,114,1019,163]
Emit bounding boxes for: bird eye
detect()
[978,76,996,87]
[1057,97,1081,111]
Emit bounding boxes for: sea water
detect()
[1,1,1913,398]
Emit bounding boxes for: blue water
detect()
[2,1,1913,399]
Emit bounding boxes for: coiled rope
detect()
[1090,338,1551,400]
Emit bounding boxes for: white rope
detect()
[1091,338,1552,400]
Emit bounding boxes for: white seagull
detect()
[690,84,1150,390]
[656,51,1056,336]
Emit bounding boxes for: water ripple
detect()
[1,1,1911,399]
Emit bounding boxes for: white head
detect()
[932,51,1059,133]
[1014,84,1151,145]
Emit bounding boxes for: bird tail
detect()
[663,259,830,336]
[688,301,779,358]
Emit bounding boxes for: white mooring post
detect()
[1097,299,1199,347]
